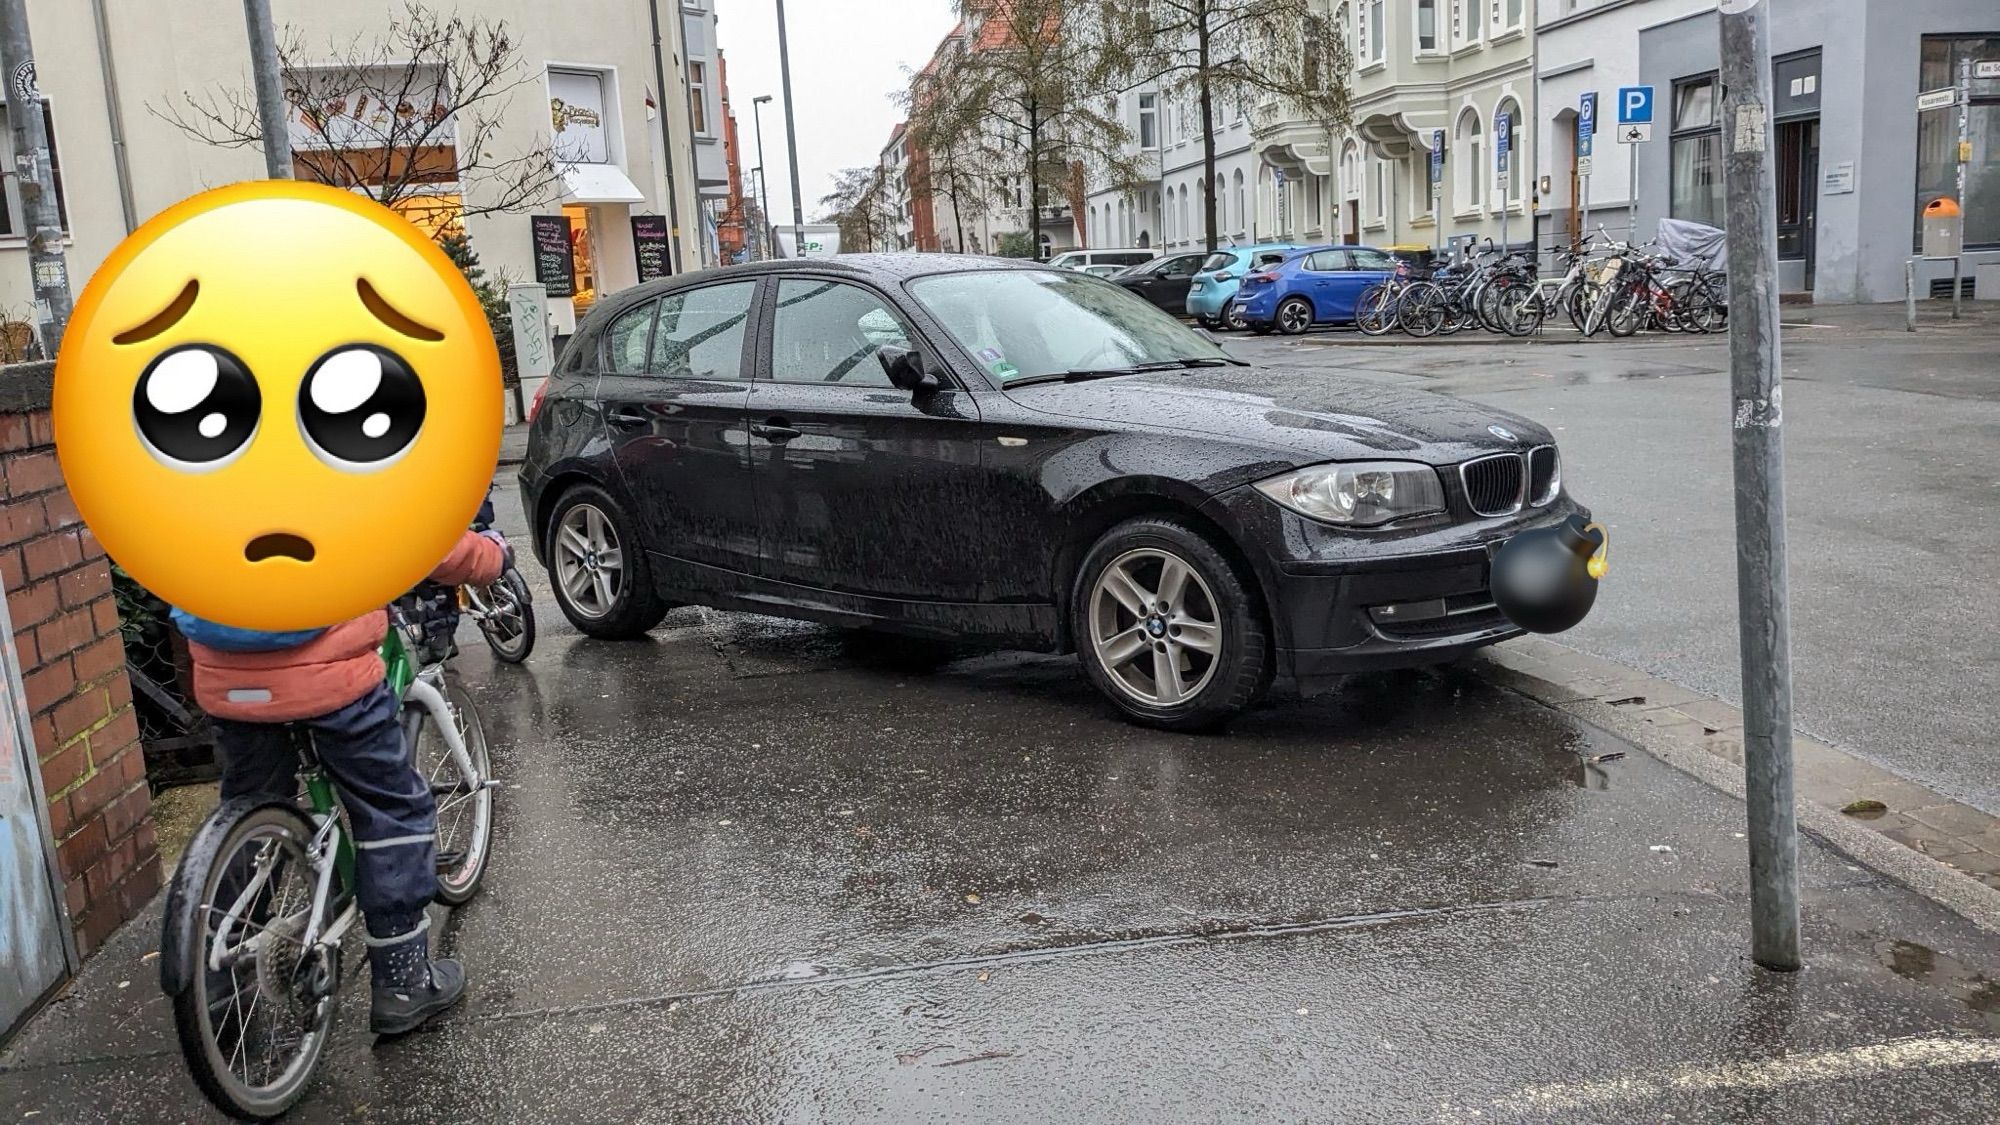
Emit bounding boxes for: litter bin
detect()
[1922,197,1963,258]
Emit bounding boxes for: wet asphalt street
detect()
[5,467,2000,1122]
[1229,314,2000,815]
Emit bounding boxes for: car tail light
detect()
[527,379,550,424]
[1248,272,1279,284]
[1212,271,1236,282]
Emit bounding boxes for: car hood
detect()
[1005,365,1551,466]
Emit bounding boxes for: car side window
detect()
[1254,251,1288,269]
[1305,252,1345,272]
[1163,255,1200,279]
[648,282,756,380]
[601,300,657,374]
[1349,248,1396,271]
[770,279,910,386]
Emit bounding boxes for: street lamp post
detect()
[752,94,775,261]
[775,0,807,258]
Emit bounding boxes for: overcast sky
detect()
[714,0,958,222]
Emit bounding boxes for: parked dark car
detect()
[520,255,1588,729]
[1114,251,1209,316]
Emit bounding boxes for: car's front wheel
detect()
[545,484,671,639]
[1071,517,1271,731]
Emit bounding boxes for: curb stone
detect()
[1470,638,2000,933]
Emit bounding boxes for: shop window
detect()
[549,68,612,163]
[1915,35,2000,250]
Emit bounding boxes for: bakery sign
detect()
[286,64,454,151]
[548,69,610,164]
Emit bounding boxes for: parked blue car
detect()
[1184,243,1303,330]
[1234,245,1401,335]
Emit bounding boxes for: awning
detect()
[560,162,646,204]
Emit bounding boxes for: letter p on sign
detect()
[1617,86,1655,125]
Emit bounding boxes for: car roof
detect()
[581,253,1049,327]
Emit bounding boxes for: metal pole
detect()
[1906,258,1917,332]
[1717,0,1801,974]
[752,95,774,260]
[775,0,807,256]
[0,0,73,354]
[1628,139,1638,241]
[1953,255,1962,320]
[88,0,137,233]
[241,0,291,179]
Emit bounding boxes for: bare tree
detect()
[928,0,1142,254]
[1106,0,1352,253]
[901,69,996,253]
[154,2,561,227]
[821,166,900,253]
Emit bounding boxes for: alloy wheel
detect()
[1224,302,1248,331]
[554,503,624,620]
[1278,299,1312,335]
[1089,547,1223,707]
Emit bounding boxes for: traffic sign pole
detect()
[1579,93,1596,248]
[1617,86,1656,240]
[1497,112,1510,255]
[1717,0,1801,974]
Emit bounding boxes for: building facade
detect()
[1086,84,1261,254]
[1254,0,1537,257]
[1637,2,1995,302]
[0,0,707,348]
[1534,0,1715,251]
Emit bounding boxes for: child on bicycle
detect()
[171,526,510,1035]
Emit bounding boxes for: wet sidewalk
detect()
[6,583,2000,1121]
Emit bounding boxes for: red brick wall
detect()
[1,407,159,958]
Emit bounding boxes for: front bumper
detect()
[1201,485,1592,694]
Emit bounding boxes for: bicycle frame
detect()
[203,618,481,972]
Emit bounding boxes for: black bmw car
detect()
[519,255,1588,730]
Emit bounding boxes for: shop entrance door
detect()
[1777,119,1820,291]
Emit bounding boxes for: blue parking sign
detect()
[1580,92,1597,136]
[1617,86,1654,125]
[1496,111,1510,173]
[1431,129,1444,181]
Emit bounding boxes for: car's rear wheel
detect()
[1071,518,1271,731]
[1276,297,1314,336]
[545,484,670,639]
[1223,301,1249,332]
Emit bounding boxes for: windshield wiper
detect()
[1007,357,1247,388]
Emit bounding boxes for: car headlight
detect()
[1254,462,1447,527]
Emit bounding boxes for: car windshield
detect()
[1200,252,1235,272]
[910,269,1231,384]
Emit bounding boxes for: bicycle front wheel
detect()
[407,676,495,905]
[476,568,536,664]
[1356,282,1397,336]
[161,798,336,1121]
[1497,287,1541,337]
[1399,283,1447,338]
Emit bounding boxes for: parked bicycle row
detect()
[1096,224,1730,342]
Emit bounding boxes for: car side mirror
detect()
[878,346,941,396]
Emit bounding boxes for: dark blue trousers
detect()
[213,683,436,938]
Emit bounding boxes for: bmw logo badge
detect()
[1489,424,1517,442]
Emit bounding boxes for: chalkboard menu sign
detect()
[530,214,575,298]
[631,214,672,282]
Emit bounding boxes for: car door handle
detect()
[751,420,801,443]
[606,406,649,429]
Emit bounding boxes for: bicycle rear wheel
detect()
[1497,287,1541,337]
[162,799,336,1121]
[1399,283,1447,338]
[407,677,494,906]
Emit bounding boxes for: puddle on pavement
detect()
[1875,939,2000,1024]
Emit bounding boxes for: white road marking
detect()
[1443,1036,2000,1120]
